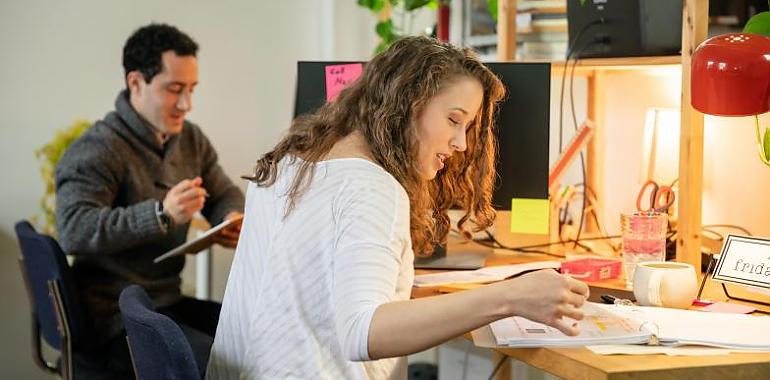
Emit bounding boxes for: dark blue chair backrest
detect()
[119,285,200,380]
[15,220,82,350]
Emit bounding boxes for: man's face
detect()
[127,51,198,135]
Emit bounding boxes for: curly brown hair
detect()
[245,36,505,256]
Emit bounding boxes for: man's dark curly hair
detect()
[122,23,198,86]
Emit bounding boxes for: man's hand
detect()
[213,211,243,249]
[162,177,208,225]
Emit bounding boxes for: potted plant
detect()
[34,119,91,235]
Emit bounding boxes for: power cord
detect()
[487,356,509,380]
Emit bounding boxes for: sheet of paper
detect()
[325,63,363,102]
[700,302,756,314]
[413,261,560,287]
[606,304,770,350]
[587,345,733,356]
[510,198,549,234]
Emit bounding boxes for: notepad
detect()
[413,261,561,287]
[488,302,770,350]
[153,215,244,263]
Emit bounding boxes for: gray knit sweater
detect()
[55,90,245,345]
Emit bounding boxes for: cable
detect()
[558,19,605,151]
[566,39,603,250]
[481,229,627,254]
[487,356,509,380]
[479,230,564,257]
[702,224,753,236]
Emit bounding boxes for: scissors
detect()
[636,180,675,213]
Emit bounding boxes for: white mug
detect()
[633,261,698,309]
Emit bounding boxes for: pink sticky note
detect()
[701,301,756,314]
[325,63,363,102]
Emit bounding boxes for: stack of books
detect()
[516,0,568,61]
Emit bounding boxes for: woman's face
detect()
[414,76,484,180]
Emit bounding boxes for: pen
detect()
[600,294,618,304]
[154,181,210,197]
[600,294,634,306]
[692,298,714,307]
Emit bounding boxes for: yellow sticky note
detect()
[510,198,549,234]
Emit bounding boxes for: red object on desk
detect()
[560,258,621,281]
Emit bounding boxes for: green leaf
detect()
[376,19,393,39]
[404,0,432,11]
[374,40,390,55]
[487,0,498,22]
[763,127,770,162]
[743,11,770,37]
[358,0,385,12]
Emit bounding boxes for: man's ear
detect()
[126,71,145,95]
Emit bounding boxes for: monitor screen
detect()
[484,62,550,209]
[294,61,551,210]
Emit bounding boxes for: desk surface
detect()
[415,240,770,380]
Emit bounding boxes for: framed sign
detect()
[713,234,770,290]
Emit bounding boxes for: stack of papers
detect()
[413,261,561,287]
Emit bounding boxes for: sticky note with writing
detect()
[510,198,549,234]
[325,63,363,102]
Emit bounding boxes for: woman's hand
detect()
[502,269,590,336]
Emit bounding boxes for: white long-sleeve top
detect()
[206,157,414,380]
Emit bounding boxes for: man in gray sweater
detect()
[55,23,245,379]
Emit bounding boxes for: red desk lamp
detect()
[691,33,770,165]
[691,30,770,307]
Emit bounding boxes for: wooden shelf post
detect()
[497,0,517,61]
[677,0,709,274]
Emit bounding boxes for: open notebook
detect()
[489,302,770,350]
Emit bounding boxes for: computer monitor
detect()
[293,61,551,269]
[566,0,682,59]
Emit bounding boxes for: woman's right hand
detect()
[501,269,590,336]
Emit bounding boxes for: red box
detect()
[560,258,621,281]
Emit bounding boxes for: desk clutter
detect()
[414,258,621,288]
[483,302,770,353]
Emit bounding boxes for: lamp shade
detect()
[691,33,770,116]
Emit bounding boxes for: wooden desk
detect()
[414,241,770,380]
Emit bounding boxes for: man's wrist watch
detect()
[155,201,172,231]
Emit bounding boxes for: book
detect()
[153,215,244,263]
[413,261,561,288]
[488,302,770,350]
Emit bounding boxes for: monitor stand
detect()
[413,244,490,270]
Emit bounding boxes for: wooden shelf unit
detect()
[496,0,709,273]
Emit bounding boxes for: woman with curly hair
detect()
[207,36,588,379]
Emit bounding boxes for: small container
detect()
[560,258,622,281]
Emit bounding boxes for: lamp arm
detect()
[754,115,770,166]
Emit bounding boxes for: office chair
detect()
[15,220,84,380]
[119,284,202,380]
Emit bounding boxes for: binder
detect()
[488,302,770,350]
